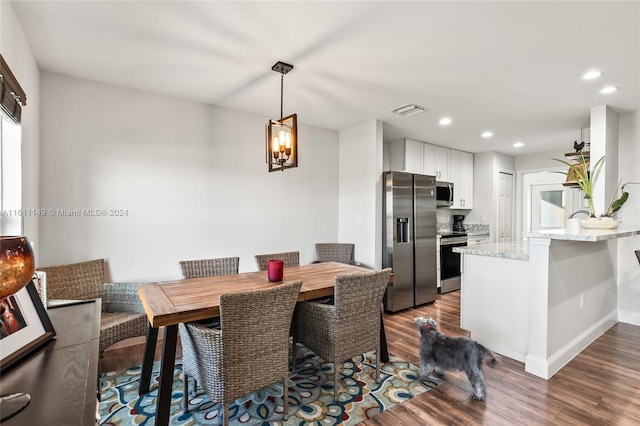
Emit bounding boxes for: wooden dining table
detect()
[136,262,390,426]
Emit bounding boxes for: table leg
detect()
[139,322,158,395]
[379,307,389,362]
[155,324,178,426]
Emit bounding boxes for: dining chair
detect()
[292,268,392,400]
[254,251,300,271]
[178,280,302,426]
[179,256,240,397]
[313,243,356,265]
[179,256,239,278]
[37,259,147,356]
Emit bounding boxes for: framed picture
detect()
[0,280,56,371]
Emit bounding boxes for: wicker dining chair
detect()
[178,280,302,425]
[179,256,240,396]
[254,251,300,271]
[314,243,356,265]
[179,257,239,279]
[292,268,392,401]
[37,259,147,355]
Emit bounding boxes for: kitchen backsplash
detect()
[466,224,490,236]
[437,222,490,236]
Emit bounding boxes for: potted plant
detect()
[601,180,630,218]
[552,153,605,218]
[552,153,629,228]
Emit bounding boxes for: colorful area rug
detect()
[99,345,442,425]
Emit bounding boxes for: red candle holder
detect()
[267,259,284,282]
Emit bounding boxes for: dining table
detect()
[136,261,390,426]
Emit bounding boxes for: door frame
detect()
[517,167,575,237]
[496,170,515,242]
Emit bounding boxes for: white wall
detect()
[617,110,640,325]
[466,151,515,242]
[1,1,40,255]
[338,120,383,268]
[590,105,619,215]
[39,72,340,281]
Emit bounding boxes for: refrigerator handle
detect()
[397,218,410,243]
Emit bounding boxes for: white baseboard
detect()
[525,311,617,379]
[617,309,640,326]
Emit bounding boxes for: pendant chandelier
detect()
[266,61,297,172]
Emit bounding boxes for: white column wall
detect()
[617,111,640,325]
[338,120,383,268]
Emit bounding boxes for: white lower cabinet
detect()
[467,235,489,246]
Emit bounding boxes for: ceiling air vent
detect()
[391,103,427,117]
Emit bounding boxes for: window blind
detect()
[0,54,27,124]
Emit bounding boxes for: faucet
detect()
[569,209,591,219]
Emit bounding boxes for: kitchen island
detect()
[455,227,640,379]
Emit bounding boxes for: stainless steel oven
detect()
[440,234,467,293]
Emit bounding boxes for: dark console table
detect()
[1,300,101,425]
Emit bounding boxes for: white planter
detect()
[579,218,621,229]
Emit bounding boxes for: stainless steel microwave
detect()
[436,181,454,207]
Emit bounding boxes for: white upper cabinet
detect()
[389,140,472,208]
[450,150,473,209]
[389,138,423,174]
[423,143,449,181]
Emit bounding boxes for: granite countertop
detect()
[453,241,529,261]
[524,227,640,242]
[467,232,490,237]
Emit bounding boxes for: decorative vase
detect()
[0,236,36,299]
[267,259,284,282]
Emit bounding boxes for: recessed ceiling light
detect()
[513,142,524,148]
[481,131,493,138]
[582,70,602,80]
[439,117,452,125]
[600,86,618,94]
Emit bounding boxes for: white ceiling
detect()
[10,1,640,155]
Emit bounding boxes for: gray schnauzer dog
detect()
[415,316,496,401]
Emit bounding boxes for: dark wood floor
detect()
[102,291,640,425]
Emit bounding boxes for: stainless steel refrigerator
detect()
[382,171,437,312]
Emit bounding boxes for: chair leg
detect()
[376,348,380,383]
[183,374,189,413]
[223,403,229,426]
[291,337,297,373]
[283,375,289,421]
[333,362,339,401]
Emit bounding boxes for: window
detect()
[0,54,26,235]
[0,111,23,235]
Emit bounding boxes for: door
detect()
[497,172,514,242]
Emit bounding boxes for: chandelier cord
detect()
[280,73,284,120]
